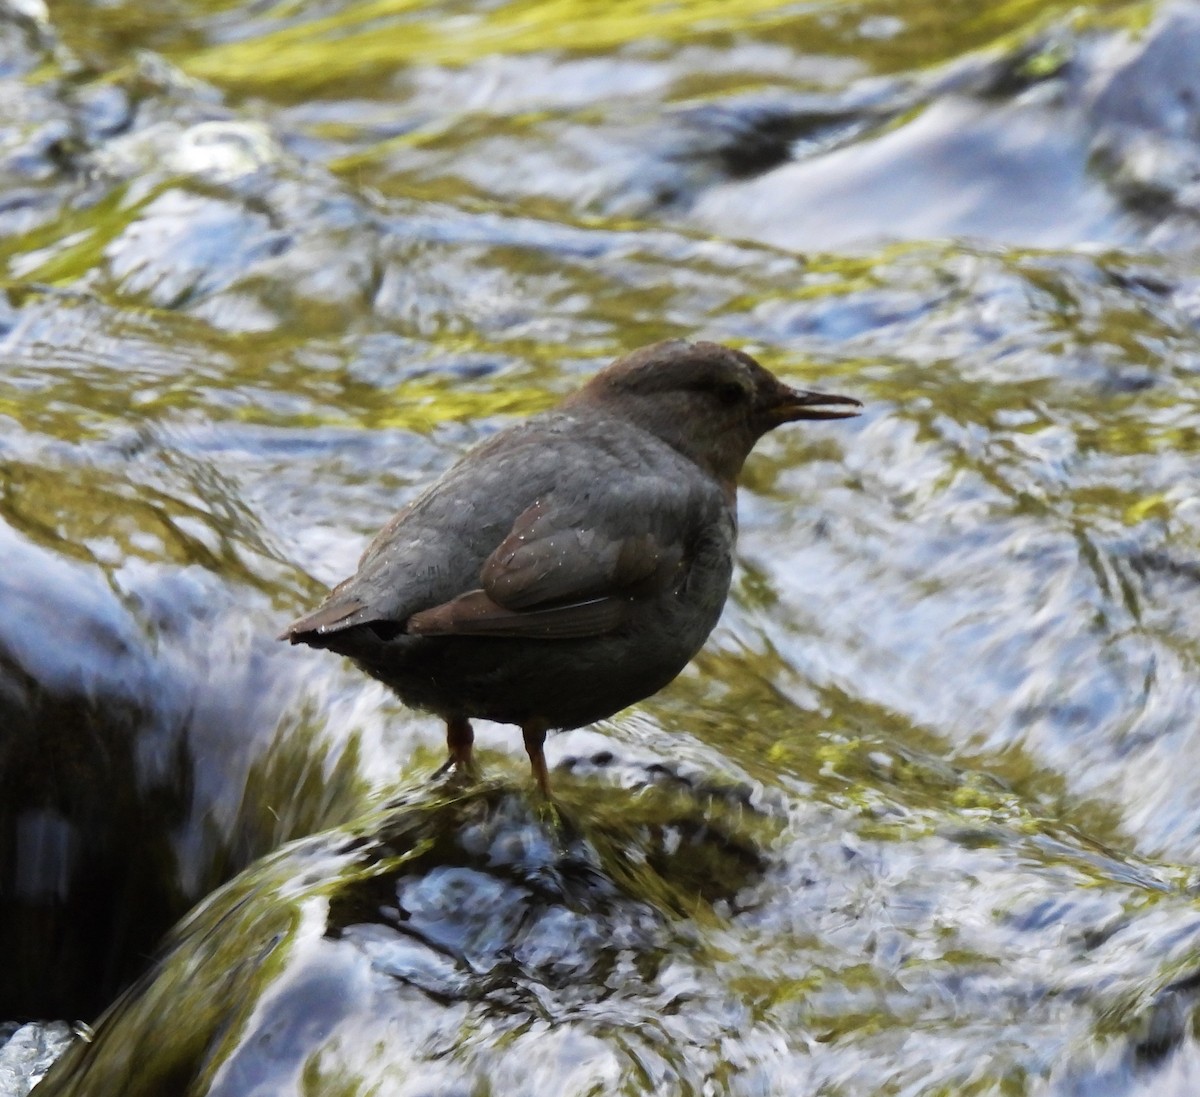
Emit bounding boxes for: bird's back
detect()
[285,405,737,729]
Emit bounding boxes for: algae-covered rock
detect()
[38,782,772,1096]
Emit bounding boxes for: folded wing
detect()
[407,499,684,639]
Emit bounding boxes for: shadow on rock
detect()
[38,779,775,1097]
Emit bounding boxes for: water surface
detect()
[2,1,1200,1094]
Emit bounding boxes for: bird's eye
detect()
[714,381,746,405]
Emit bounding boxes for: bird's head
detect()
[570,340,861,482]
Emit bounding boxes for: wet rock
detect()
[37,783,772,1096]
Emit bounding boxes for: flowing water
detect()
[3,0,1200,1094]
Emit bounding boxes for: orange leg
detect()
[446,715,475,775]
[522,723,550,797]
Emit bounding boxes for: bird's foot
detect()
[433,715,478,786]
[431,755,478,789]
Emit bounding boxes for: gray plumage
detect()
[282,339,861,792]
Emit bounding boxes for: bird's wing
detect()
[280,589,373,639]
[405,497,687,639]
[282,415,729,645]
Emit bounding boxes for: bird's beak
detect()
[767,385,863,424]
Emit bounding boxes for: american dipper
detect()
[282,340,860,794]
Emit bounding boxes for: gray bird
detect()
[281,340,861,794]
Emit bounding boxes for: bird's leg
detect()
[522,722,551,797]
[445,715,475,776]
